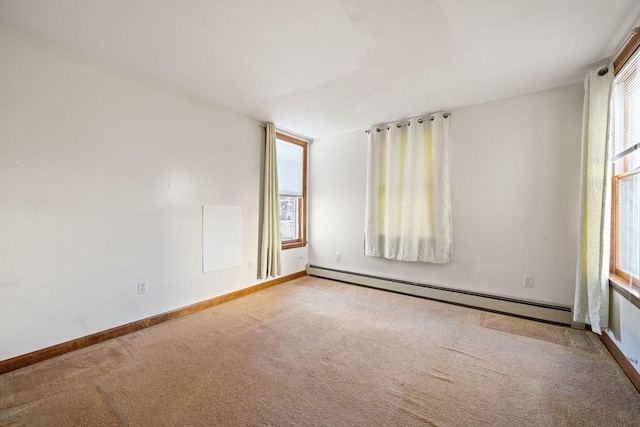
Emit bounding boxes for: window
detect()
[610,40,640,291]
[276,132,307,249]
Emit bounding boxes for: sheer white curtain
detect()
[573,65,614,334]
[365,114,452,263]
[259,123,281,279]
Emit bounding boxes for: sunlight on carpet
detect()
[479,312,604,354]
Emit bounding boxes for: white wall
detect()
[607,291,640,375]
[309,83,584,306]
[0,26,307,360]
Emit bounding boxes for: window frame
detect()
[609,30,640,297]
[276,131,308,250]
[611,169,640,289]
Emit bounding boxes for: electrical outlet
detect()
[138,281,147,294]
[336,253,341,261]
[248,260,252,270]
[523,276,534,288]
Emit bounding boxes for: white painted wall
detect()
[0,27,307,360]
[309,84,584,306]
[607,291,640,375]
[2,24,634,374]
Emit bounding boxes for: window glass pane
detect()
[619,173,639,277]
[275,133,306,246]
[279,195,298,241]
[612,50,639,159]
[277,139,303,197]
[630,149,640,171]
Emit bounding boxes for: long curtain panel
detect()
[259,123,281,279]
[365,114,452,263]
[573,65,614,334]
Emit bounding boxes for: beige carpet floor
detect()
[1,276,639,426]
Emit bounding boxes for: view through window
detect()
[276,132,307,249]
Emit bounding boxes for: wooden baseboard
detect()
[600,331,640,394]
[0,271,306,375]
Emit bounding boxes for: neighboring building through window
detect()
[276,132,307,249]
[610,45,639,290]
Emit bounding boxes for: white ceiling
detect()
[1,1,639,139]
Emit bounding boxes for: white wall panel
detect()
[607,291,640,374]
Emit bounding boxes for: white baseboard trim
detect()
[307,265,573,325]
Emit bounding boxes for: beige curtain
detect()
[259,123,281,279]
[573,65,614,334]
[365,114,452,263]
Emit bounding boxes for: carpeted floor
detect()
[1,276,639,426]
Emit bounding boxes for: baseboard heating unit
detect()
[307,265,574,326]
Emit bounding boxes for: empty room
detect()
[1,1,639,425]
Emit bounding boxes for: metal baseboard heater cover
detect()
[307,265,573,326]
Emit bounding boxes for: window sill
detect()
[609,274,640,309]
[282,241,307,250]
